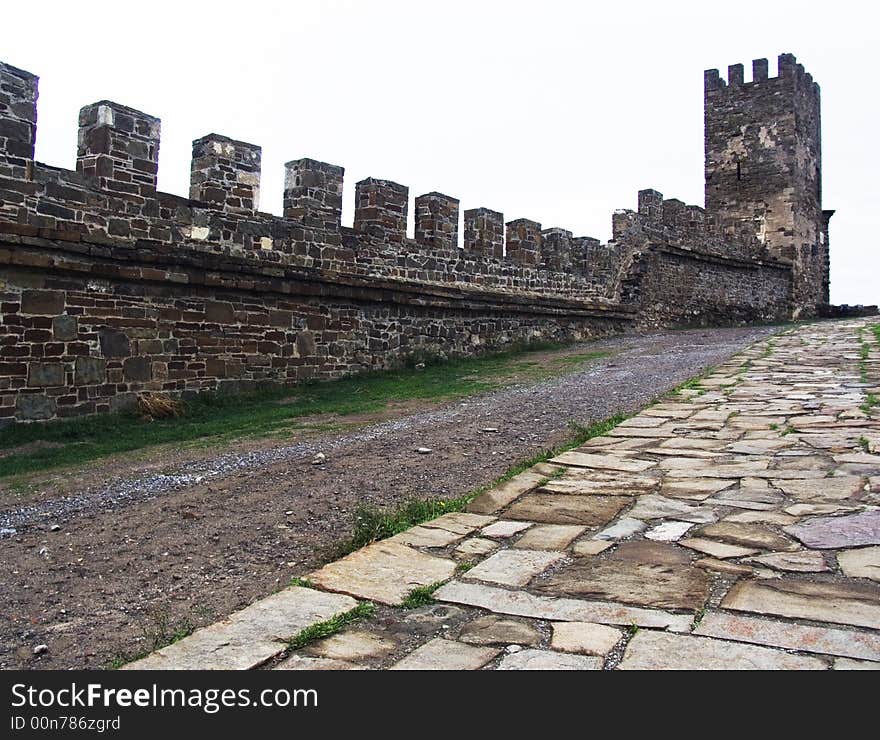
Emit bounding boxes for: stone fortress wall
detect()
[0,53,829,422]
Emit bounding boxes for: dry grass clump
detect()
[136,393,183,420]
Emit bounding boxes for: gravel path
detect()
[0,324,775,669]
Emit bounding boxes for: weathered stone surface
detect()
[724,510,798,526]
[497,649,601,670]
[306,630,395,661]
[696,557,755,576]
[695,521,799,552]
[661,478,736,500]
[390,525,462,548]
[458,615,541,647]
[98,327,131,358]
[626,495,717,523]
[694,612,880,661]
[551,622,622,656]
[722,578,880,629]
[551,451,656,473]
[467,471,547,515]
[52,314,77,340]
[389,638,499,670]
[748,550,830,572]
[837,546,880,581]
[421,512,495,535]
[504,493,627,526]
[593,517,647,541]
[454,537,499,558]
[125,587,357,670]
[274,655,362,670]
[15,394,55,421]
[21,289,64,315]
[309,540,456,605]
[571,540,613,556]
[645,521,694,541]
[774,477,865,501]
[543,472,656,496]
[833,658,880,670]
[785,510,880,549]
[618,630,825,670]
[537,541,710,611]
[481,520,533,538]
[464,549,565,587]
[514,524,585,550]
[75,357,106,385]
[28,362,63,387]
[435,581,693,631]
[680,537,759,559]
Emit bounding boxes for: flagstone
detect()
[722,578,880,629]
[536,540,710,611]
[497,649,602,670]
[784,510,880,549]
[421,512,496,534]
[748,550,830,572]
[837,546,880,581]
[389,638,499,670]
[306,630,396,662]
[645,521,695,541]
[542,473,656,496]
[617,630,824,670]
[593,517,647,541]
[626,495,717,523]
[694,611,880,661]
[454,537,500,558]
[125,587,358,670]
[695,557,755,576]
[550,451,656,472]
[784,503,862,517]
[458,615,541,647]
[833,658,880,670]
[513,524,586,550]
[309,540,456,605]
[467,470,549,515]
[434,581,693,631]
[657,438,727,450]
[550,622,623,656]
[390,525,463,548]
[463,549,565,587]
[772,476,865,501]
[724,510,799,526]
[571,540,613,556]
[660,478,736,500]
[274,655,363,670]
[695,521,799,552]
[680,537,759,559]
[481,520,533,538]
[504,493,628,526]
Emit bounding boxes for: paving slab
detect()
[513,524,586,550]
[722,578,880,629]
[748,550,830,572]
[694,612,880,661]
[695,521,799,552]
[571,540,613,556]
[435,581,693,631]
[593,517,647,541]
[390,525,463,548]
[680,537,759,559]
[497,649,602,670]
[125,587,357,670]
[389,638,500,670]
[618,630,825,670]
[481,520,533,538]
[274,655,363,670]
[504,493,628,526]
[306,630,396,662]
[833,658,880,670]
[773,477,866,501]
[785,510,880,549]
[464,549,565,587]
[309,540,456,605]
[458,615,542,646]
[550,451,656,472]
[837,546,880,581]
[695,557,755,576]
[551,622,623,656]
[626,494,717,523]
[536,541,710,611]
[455,537,500,558]
[645,521,695,541]
[542,473,657,496]
[467,470,547,515]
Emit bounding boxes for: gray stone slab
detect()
[274,655,363,670]
[505,493,628,526]
[833,658,880,670]
[454,537,500,558]
[306,630,396,661]
[536,541,711,611]
[618,630,825,670]
[389,638,499,670]
[390,525,463,548]
[593,517,647,541]
[680,537,759,559]
[464,549,565,587]
[309,540,456,605]
[626,495,717,523]
[467,471,547,515]
[125,587,358,670]
[773,477,865,501]
[421,512,496,535]
[542,472,657,497]
[497,649,601,670]
[435,581,693,632]
[481,520,533,538]
[694,611,880,661]
[722,578,880,629]
[551,451,656,472]
[645,521,694,542]
[785,510,880,549]
[695,521,799,552]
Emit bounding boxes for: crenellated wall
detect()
[0,53,826,423]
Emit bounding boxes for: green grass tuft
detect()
[286,602,375,651]
[400,584,442,610]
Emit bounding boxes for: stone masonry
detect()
[0,53,839,422]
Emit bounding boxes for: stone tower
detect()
[704,53,831,317]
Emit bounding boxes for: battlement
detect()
[704,53,820,100]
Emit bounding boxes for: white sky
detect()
[4,0,877,305]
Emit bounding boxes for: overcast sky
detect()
[4,1,877,304]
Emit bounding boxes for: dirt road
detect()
[0,325,775,669]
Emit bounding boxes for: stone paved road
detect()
[129,318,880,670]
